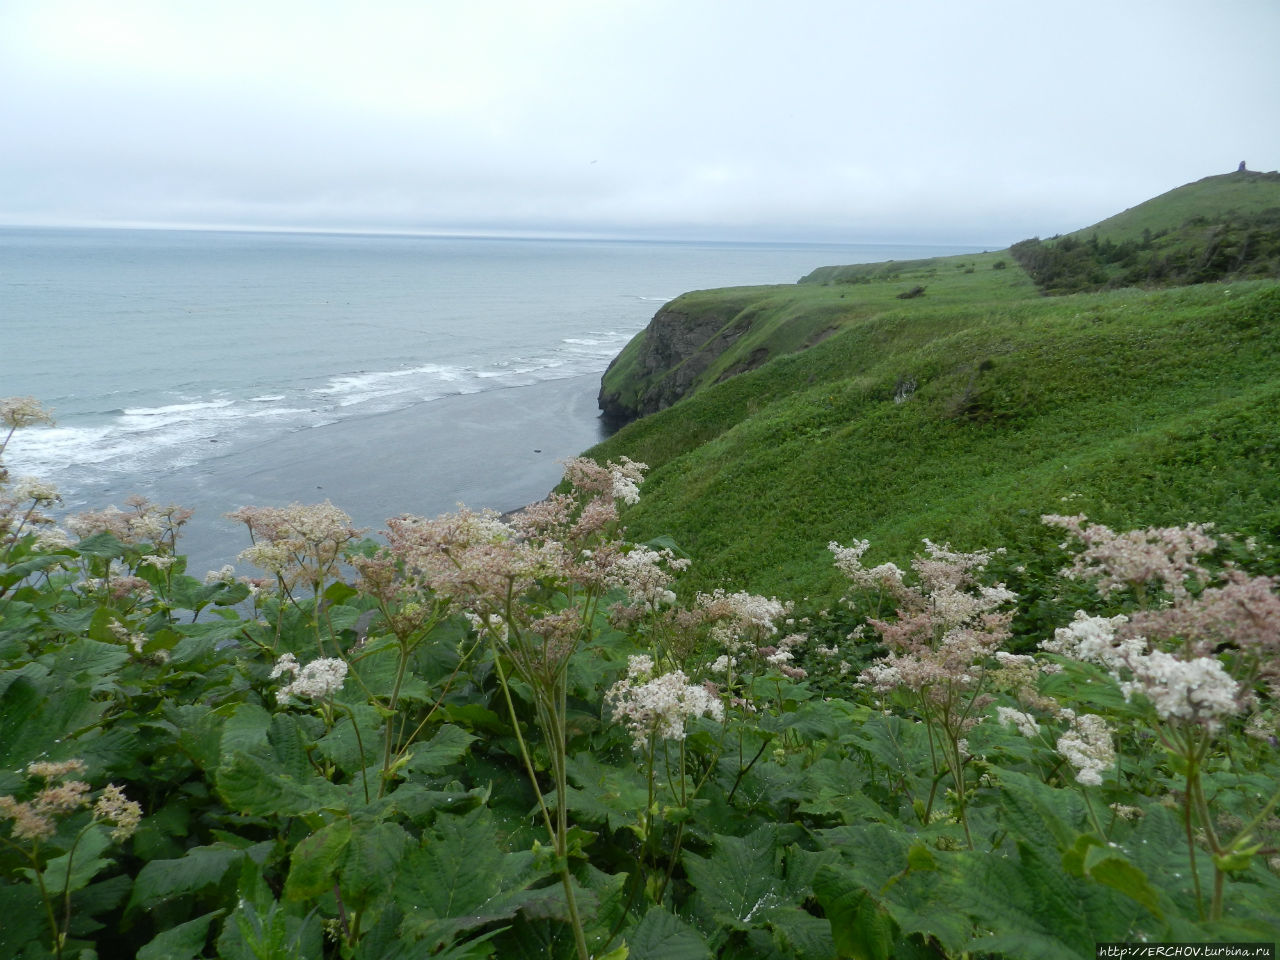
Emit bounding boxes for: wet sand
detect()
[134,374,611,574]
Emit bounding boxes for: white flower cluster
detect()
[828,540,909,594]
[1040,611,1140,670]
[606,655,724,749]
[271,653,348,705]
[204,564,237,585]
[1042,610,1241,731]
[609,456,647,506]
[605,545,684,608]
[708,654,734,674]
[1056,711,1115,786]
[698,589,790,652]
[107,620,147,655]
[12,476,60,503]
[1117,649,1240,731]
[996,706,1041,738]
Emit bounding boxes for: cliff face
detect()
[597,293,759,425]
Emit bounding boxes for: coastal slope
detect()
[588,171,1280,600]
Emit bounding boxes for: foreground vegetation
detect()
[2,401,1278,958]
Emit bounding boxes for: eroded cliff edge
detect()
[597,289,768,425]
[597,282,852,426]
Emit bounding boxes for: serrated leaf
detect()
[404,724,478,776]
[563,751,649,832]
[627,907,711,960]
[52,636,129,684]
[815,825,970,953]
[776,698,864,741]
[684,826,787,930]
[166,703,224,771]
[797,757,887,823]
[216,750,351,817]
[0,880,44,953]
[34,825,114,896]
[812,863,895,960]
[1081,844,1164,919]
[74,531,129,558]
[339,820,409,905]
[48,607,98,634]
[136,909,225,960]
[218,702,272,757]
[953,840,1146,958]
[393,809,550,949]
[996,768,1086,852]
[764,906,839,960]
[285,819,353,901]
[128,843,246,911]
[267,712,312,782]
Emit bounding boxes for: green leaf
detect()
[564,751,650,832]
[683,826,787,930]
[812,864,895,960]
[953,840,1146,958]
[216,750,351,817]
[814,825,970,953]
[136,909,225,960]
[48,607,98,634]
[404,724,478,776]
[393,808,551,949]
[776,698,865,741]
[1080,841,1164,919]
[628,907,711,960]
[996,768,1086,853]
[797,757,887,824]
[74,531,129,559]
[267,712,313,782]
[284,818,353,901]
[765,906,840,960]
[0,551,66,587]
[52,636,129,687]
[339,820,409,906]
[217,894,324,960]
[34,825,114,896]
[0,872,48,953]
[218,702,273,757]
[128,842,247,911]
[312,702,381,775]
[166,703,225,771]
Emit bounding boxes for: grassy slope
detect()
[599,251,1035,413]
[586,274,1280,600]
[1071,170,1280,244]
[586,175,1280,602]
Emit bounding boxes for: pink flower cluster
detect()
[1042,514,1215,600]
[228,501,364,590]
[832,539,1016,704]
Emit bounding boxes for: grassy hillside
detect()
[1012,171,1280,293]
[586,272,1280,606]
[1074,169,1280,245]
[598,251,1036,419]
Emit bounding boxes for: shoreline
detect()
[129,373,611,575]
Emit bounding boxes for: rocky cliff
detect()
[597,289,768,425]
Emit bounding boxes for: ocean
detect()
[1,226,982,571]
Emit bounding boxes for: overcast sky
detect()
[2,0,1277,244]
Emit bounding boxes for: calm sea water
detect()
[1,227,981,565]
